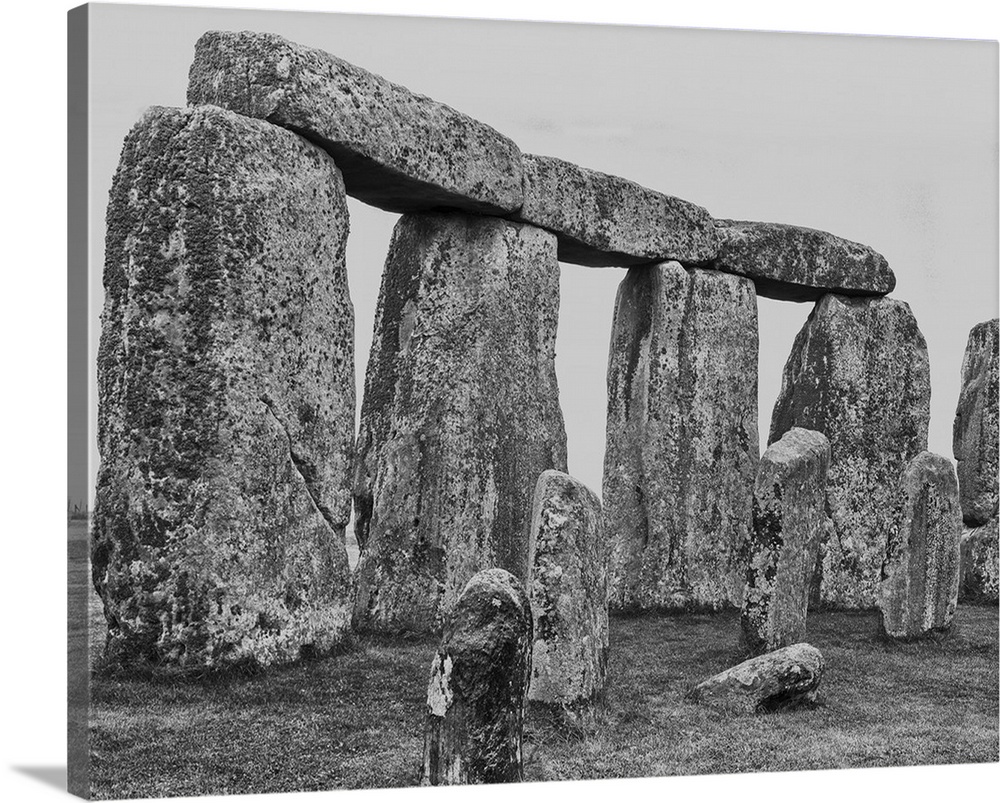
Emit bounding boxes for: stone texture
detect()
[954,319,999,526]
[92,105,354,670]
[188,30,523,216]
[527,470,608,711]
[959,518,999,605]
[604,262,759,611]
[714,219,895,302]
[770,294,930,609]
[880,452,962,639]
[742,428,831,655]
[688,643,824,714]
[422,569,532,786]
[353,212,567,633]
[512,154,718,267]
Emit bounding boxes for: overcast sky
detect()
[82,2,998,507]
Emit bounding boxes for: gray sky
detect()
[84,2,998,506]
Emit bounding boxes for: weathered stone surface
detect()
[714,219,895,302]
[880,452,962,639]
[959,518,999,605]
[527,470,608,710]
[353,213,567,633]
[188,30,523,216]
[512,154,717,267]
[93,105,354,670]
[770,294,930,609]
[688,643,824,714]
[954,319,999,526]
[422,569,532,786]
[742,428,831,655]
[604,263,758,611]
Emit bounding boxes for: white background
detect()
[2,2,999,803]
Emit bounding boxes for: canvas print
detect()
[67,3,999,799]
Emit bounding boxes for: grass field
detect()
[78,530,999,800]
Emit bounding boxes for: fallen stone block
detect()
[604,262,758,611]
[688,643,824,714]
[92,105,354,670]
[770,294,930,608]
[422,569,532,785]
[714,219,895,302]
[513,154,718,267]
[352,212,567,633]
[742,428,831,655]
[527,470,608,712]
[880,452,962,639]
[954,318,999,526]
[960,518,999,605]
[188,30,523,215]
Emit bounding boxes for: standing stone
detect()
[688,643,824,714]
[960,518,999,604]
[188,31,523,216]
[353,213,567,633]
[742,428,831,655]
[604,262,759,611]
[954,319,999,526]
[770,294,930,608]
[422,569,532,786]
[527,470,608,712]
[92,106,354,670]
[880,452,962,639]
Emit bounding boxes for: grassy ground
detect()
[82,565,999,799]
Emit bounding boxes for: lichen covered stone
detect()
[604,262,759,611]
[92,105,354,670]
[187,30,523,216]
[688,643,824,714]
[742,428,831,655]
[770,294,930,609]
[527,470,608,711]
[422,568,533,786]
[353,213,567,633]
[714,219,895,302]
[953,319,999,526]
[880,452,962,639]
[513,154,718,267]
[959,518,999,605]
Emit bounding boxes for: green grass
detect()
[84,589,998,799]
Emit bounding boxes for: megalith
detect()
[770,294,930,608]
[953,318,999,526]
[353,212,567,633]
[960,518,999,604]
[92,105,354,670]
[880,452,962,639]
[741,428,831,655]
[527,470,608,712]
[188,31,523,216]
[422,569,533,786]
[604,262,759,611]
[688,643,824,714]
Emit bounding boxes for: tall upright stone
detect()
[353,213,567,633]
[880,452,962,639]
[770,294,930,609]
[604,262,759,611]
[422,569,533,786]
[527,471,608,712]
[960,518,999,604]
[93,106,354,670]
[742,428,831,655]
[953,319,999,526]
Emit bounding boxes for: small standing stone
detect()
[422,569,533,786]
[953,319,999,526]
[742,428,831,655]
[959,518,999,605]
[880,452,962,639]
[527,470,608,712]
[688,643,824,714]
